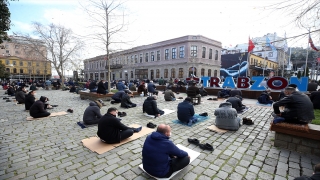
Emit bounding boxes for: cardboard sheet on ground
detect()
[26,111,68,121]
[172,114,210,127]
[206,125,228,133]
[144,109,175,118]
[255,102,272,107]
[82,124,155,154]
[139,144,200,180]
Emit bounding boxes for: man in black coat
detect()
[186,82,201,104]
[15,86,27,104]
[143,95,164,117]
[121,93,137,108]
[307,80,318,92]
[294,163,320,180]
[89,81,97,92]
[273,87,315,124]
[310,89,320,109]
[97,80,108,94]
[29,96,51,118]
[25,90,36,110]
[177,97,196,125]
[83,101,103,125]
[229,88,242,98]
[226,95,246,112]
[97,107,140,144]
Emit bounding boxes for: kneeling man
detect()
[142,124,190,178]
[177,97,197,126]
[214,102,240,130]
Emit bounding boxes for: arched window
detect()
[164,69,168,78]
[171,68,175,78]
[214,70,218,77]
[208,69,212,77]
[131,71,133,78]
[201,68,205,76]
[13,68,17,73]
[20,69,23,74]
[178,68,183,78]
[156,69,160,78]
[202,47,206,58]
[189,67,197,77]
[215,50,218,60]
[150,69,154,79]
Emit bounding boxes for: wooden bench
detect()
[79,91,114,101]
[270,122,320,156]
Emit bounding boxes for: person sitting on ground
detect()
[308,80,318,92]
[69,85,76,93]
[45,80,51,90]
[142,124,190,178]
[25,90,36,110]
[143,95,164,117]
[217,87,230,98]
[89,80,97,92]
[214,102,241,130]
[29,83,38,91]
[83,100,103,125]
[111,90,128,104]
[177,97,197,126]
[97,107,141,144]
[7,85,15,96]
[199,85,208,96]
[258,89,273,104]
[138,81,148,96]
[186,81,201,104]
[97,79,108,94]
[29,96,51,118]
[121,92,137,108]
[294,163,320,180]
[129,83,137,91]
[158,77,164,85]
[117,81,127,91]
[164,86,176,101]
[147,81,158,95]
[15,86,28,104]
[226,95,246,113]
[176,79,185,93]
[310,88,320,109]
[272,87,315,124]
[229,87,242,98]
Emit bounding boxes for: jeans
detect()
[164,156,190,178]
[120,129,134,141]
[172,98,176,101]
[188,116,198,126]
[90,89,97,92]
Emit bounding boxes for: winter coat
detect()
[147,83,156,93]
[186,86,200,97]
[83,102,102,124]
[177,100,195,123]
[143,96,159,115]
[117,82,126,91]
[15,91,26,103]
[97,81,107,94]
[121,94,134,108]
[258,92,271,104]
[138,84,146,93]
[89,81,97,90]
[142,131,188,178]
[229,89,242,97]
[7,87,15,95]
[273,91,315,123]
[97,113,131,143]
[25,93,35,110]
[129,85,137,91]
[214,102,239,130]
[29,98,48,117]
[164,90,175,101]
[112,91,126,100]
[293,173,320,180]
[226,97,244,111]
[310,91,320,109]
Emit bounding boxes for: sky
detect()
[8,0,312,60]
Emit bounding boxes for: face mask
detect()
[169,132,172,137]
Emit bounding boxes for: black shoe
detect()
[242,117,248,124]
[111,101,115,104]
[207,98,213,100]
[67,109,73,113]
[199,143,214,151]
[199,112,208,117]
[6,99,11,102]
[51,105,58,107]
[187,138,200,145]
[245,118,254,125]
[147,122,157,128]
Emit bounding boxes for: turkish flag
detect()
[248,38,255,52]
[309,35,319,52]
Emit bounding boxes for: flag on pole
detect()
[248,37,255,52]
[266,36,276,51]
[309,35,319,52]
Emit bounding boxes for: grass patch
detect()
[110,89,118,93]
[311,109,320,125]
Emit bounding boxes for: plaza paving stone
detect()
[0,88,320,180]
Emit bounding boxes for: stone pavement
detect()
[0,89,319,180]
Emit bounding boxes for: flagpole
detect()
[304,31,310,77]
[246,52,250,77]
[262,46,266,77]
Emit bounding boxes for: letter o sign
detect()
[267,77,288,90]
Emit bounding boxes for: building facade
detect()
[248,54,278,76]
[0,55,52,80]
[84,35,222,81]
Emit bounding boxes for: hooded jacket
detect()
[177,100,195,123]
[117,82,126,91]
[97,113,131,144]
[97,81,107,94]
[121,94,134,108]
[273,91,315,123]
[15,90,27,103]
[142,132,188,178]
[164,89,175,101]
[143,96,159,115]
[214,102,239,130]
[29,96,48,117]
[83,102,102,124]
[25,92,35,110]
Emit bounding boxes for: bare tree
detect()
[81,0,129,92]
[18,22,84,85]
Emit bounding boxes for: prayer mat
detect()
[139,144,200,180]
[172,114,210,127]
[82,124,155,154]
[144,109,175,118]
[26,111,68,121]
[206,125,228,134]
[255,102,272,107]
[270,122,309,133]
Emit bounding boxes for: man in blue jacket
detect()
[177,97,197,126]
[147,81,158,95]
[117,81,127,91]
[142,124,190,178]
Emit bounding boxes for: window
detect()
[214,70,218,77]
[20,61,23,66]
[171,68,175,78]
[6,50,9,54]
[215,50,218,60]
[209,49,212,59]
[15,51,20,54]
[135,55,138,63]
[191,45,197,57]
[13,61,16,65]
[201,68,205,76]
[5,44,9,49]
[156,69,160,78]
[179,68,183,78]
[120,72,122,78]
[15,45,19,49]
[145,53,149,62]
[202,47,206,58]
[36,70,40,74]
[208,69,212,76]
[28,69,32,74]
[151,52,154,61]
[164,69,168,78]
[165,49,169,60]
[172,48,176,59]
[6,60,9,65]
[179,46,184,58]
[157,51,160,61]
[20,69,23,74]
[131,55,134,63]
[131,71,133,78]
[139,54,143,63]
[13,68,17,73]
[28,61,31,66]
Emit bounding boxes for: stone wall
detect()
[274,132,320,156]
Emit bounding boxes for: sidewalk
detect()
[0,89,319,180]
